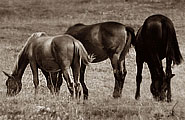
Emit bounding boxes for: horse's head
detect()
[150,73,165,101]
[3,71,22,96]
[150,81,160,100]
[150,73,175,101]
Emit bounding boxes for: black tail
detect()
[119,26,136,61]
[165,22,183,65]
[125,26,136,46]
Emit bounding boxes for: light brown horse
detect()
[3,32,94,98]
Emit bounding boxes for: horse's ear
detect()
[2,71,11,78]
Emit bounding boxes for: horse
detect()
[3,32,94,98]
[65,21,136,99]
[134,14,183,102]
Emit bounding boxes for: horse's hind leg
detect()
[49,73,57,94]
[30,61,39,95]
[147,55,165,101]
[71,62,81,99]
[166,57,174,102]
[49,72,63,95]
[79,64,88,100]
[55,71,63,95]
[110,54,124,98]
[119,59,127,95]
[63,68,74,97]
[135,54,144,100]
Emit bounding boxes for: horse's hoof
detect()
[135,95,140,100]
[113,93,121,98]
[84,95,88,100]
[167,99,172,103]
[55,92,59,96]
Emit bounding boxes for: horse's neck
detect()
[12,46,29,81]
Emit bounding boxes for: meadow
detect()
[0,0,185,119]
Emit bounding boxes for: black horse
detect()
[65,22,135,99]
[134,14,183,102]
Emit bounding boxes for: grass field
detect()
[0,0,185,119]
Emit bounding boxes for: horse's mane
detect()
[28,32,48,40]
[12,32,48,76]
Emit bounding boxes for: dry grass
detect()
[0,0,185,119]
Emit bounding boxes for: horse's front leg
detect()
[30,61,39,95]
[135,54,144,100]
[166,57,174,102]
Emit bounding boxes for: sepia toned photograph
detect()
[0,0,184,119]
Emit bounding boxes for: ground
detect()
[0,0,185,119]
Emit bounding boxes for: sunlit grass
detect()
[0,0,185,119]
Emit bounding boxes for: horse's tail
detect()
[126,26,136,46]
[119,26,136,61]
[73,40,95,65]
[165,21,183,65]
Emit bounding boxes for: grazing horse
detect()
[65,21,136,99]
[134,14,183,102]
[3,32,94,98]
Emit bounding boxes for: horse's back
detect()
[136,14,183,64]
[144,17,164,53]
[66,23,86,36]
[28,35,53,58]
[51,35,76,68]
[29,36,61,72]
[27,34,75,72]
[136,15,170,60]
[52,35,91,67]
[100,22,127,47]
[66,22,128,62]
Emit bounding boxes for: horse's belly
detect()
[93,53,108,62]
[88,48,108,62]
[39,59,61,72]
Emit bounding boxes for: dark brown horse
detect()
[134,14,183,102]
[65,21,136,99]
[3,32,94,98]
